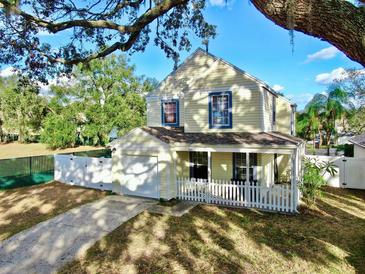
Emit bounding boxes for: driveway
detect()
[0,195,155,274]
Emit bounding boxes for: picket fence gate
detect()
[177,178,296,213]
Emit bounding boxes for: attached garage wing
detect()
[121,155,159,198]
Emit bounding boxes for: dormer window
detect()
[209,91,232,129]
[161,99,179,126]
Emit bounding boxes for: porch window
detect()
[233,153,257,182]
[189,152,208,180]
[161,99,179,126]
[209,91,232,128]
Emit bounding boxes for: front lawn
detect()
[0,142,105,159]
[0,181,108,241]
[60,187,365,274]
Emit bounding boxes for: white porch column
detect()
[246,152,250,184]
[291,148,299,212]
[207,151,211,182]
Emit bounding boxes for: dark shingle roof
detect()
[349,134,365,148]
[141,127,303,146]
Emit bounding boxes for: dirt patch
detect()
[0,181,108,241]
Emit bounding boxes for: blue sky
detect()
[131,1,362,109]
[0,0,362,110]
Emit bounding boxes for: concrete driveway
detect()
[0,195,155,274]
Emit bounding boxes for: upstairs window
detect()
[209,91,232,129]
[161,99,179,126]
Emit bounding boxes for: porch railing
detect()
[177,178,296,213]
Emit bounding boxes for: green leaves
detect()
[41,55,152,148]
[299,157,337,206]
[0,77,47,142]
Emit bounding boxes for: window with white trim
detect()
[161,99,179,126]
[209,91,232,128]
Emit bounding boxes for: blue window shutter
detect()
[208,95,212,128]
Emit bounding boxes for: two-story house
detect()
[110,48,304,212]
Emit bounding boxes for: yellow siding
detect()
[147,98,161,127]
[211,152,233,180]
[263,89,274,132]
[277,154,291,183]
[260,153,274,187]
[276,96,292,134]
[184,86,262,133]
[147,97,185,127]
[148,50,264,132]
[176,151,190,178]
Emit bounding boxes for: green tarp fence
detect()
[0,149,111,190]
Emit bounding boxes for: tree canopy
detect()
[0,0,216,80]
[0,0,364,79]
[250,0,365,66]
[0,76,47,142]
[40,55,153,148]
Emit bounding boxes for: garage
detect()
[120,155,160,198]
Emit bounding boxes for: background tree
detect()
[41,55,152,148]
[0,76,47,142]
[346,107,365,135]
[296,103,321,152]
[311,87,351,155]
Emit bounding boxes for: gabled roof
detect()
[141,127,303,147]
[149,48,294,105]
[349,134,365,148]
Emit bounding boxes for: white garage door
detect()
[121,155,159,198]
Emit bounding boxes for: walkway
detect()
[0,195,155,274]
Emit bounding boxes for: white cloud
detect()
[209,0,226,6]
[38,75,76,96]
[272,84,284,92]
[305,46,339,63]
[0,66,18,78]
[286,92,315,110]
[315,67,348,85]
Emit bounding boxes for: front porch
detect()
[173,148,301,213]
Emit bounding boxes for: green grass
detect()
[59,187,365,274]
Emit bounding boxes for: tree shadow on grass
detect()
[0,181,108,240]
[60,187,365,274]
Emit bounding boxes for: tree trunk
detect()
[251,0,365,66]
[319,129,323,147]
[326,130,331,156]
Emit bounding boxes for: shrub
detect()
[40,114,78,149]
[299,157,337,206]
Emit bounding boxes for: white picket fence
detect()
[54,154,113,191]
[177,178,296,213]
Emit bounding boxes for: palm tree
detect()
[296,104,321,153]
[322,88,352,155]
[307,88,352,155]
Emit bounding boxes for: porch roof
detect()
[141,127,303,147]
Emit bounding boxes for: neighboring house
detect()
[349,134,365,158]
[110,48,304,211]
